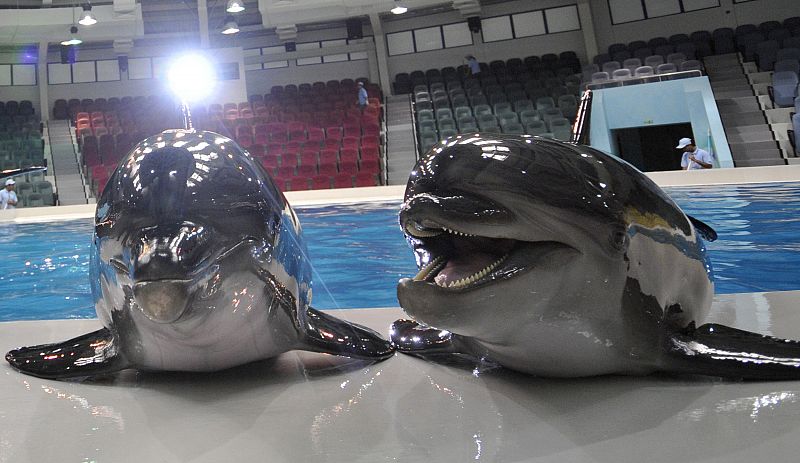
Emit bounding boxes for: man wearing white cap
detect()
[676,137,713,170]
[1,178,18,209]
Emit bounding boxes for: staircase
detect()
[704,54,786,166]
[384,94,418,185]
[46,120,89,205]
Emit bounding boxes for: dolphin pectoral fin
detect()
[298,307,395,360]
[664,323,800,380]
[390,319,479,357]
[687,215,717,241]
[5,328,130,380]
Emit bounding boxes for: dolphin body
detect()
[391,133,800,379]
[6,129,393,379]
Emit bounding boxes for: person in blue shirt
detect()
[465,55,480,77]
[676,137,714,169]
[357,81,368,111]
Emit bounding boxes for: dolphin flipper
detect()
[664,323,800,380]
[390,319,480,357]
[299,308,394,360]
[5,328,130,380]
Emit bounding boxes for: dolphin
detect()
[391,133,800,380]
[6,129,393,380]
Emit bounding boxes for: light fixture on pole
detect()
[167,54,216,129]
[226,0,245,13]
[221,16,240,35]
[78,4,97,26]
[390,1,408,15]
[60,25,83,46]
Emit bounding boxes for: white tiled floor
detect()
[3,293,800,463]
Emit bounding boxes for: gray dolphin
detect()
[391,133,800,379]
[6,129,393,380]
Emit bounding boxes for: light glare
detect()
[168,54,215,102]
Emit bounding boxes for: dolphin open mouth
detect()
[403,219,576,290]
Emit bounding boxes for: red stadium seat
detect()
[323,138,340,151]
[359,158,380,174]
[248,143,265,158]
[339,148,359,164]
[297,164,317,177]
[318,163,338,176]
[339,160,358,174]
[287,177,310,191]
[277,165,295,178]
[311,175,332,189]
[360,145,379,160]
[355,172,378,187]
[341,136,359,149]
[333,173,353,188]
[279,153,298,168]
[319,149,338,165]
[299,151,318,166]
[326,126,343,140]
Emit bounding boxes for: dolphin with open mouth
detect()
[6,129,393,380]
[391,133,800,379]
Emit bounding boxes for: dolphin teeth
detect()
[406,222,443,238]
[434,253,510,288]
[413,255,447,281]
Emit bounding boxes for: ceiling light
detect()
[221,16,239,34]
[226,0,245,13]
[391,2,408,14]
[78,4,97,26]
[61,25,83,46]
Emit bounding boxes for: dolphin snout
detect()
[133,280,191,323]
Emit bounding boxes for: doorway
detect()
[612,123,694,172]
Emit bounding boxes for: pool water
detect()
[1,182,799,321]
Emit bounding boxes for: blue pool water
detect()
[1,182,799,321]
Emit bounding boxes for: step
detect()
[728,140,781,155]
[766,108,794,124]
[725,128,778,144]
[772,122,792,139]
[715,97,762,113]
[712,89,754,99]
[734,157,787,167]
[710,80,751,91]
[748,71,773,85]
[719,111,767,126]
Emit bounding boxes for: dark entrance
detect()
[612,123,694,172]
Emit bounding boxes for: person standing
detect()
[465,55,481,77]
[357,81,368,111]
[676,137,714,170]
[1,178,19,209]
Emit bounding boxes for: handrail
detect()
[585,70,703,91]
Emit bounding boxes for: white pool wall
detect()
[2,165,800,224]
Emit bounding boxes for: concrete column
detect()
[198,0,210,48]
[368,12,392,94]
[577,0,598,62]
[37,41,49,121]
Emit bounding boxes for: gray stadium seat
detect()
[501,122,525,135]
[656,63,678,74]
[634,65,655,77]
[644,55,665,68]
[771,71,799,107]
[524,120,547,136]
[612,69,632,80]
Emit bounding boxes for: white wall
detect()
[235,25,375,95]
[382,0,587,80]
[590,0,800,53]
[44,45,247,112]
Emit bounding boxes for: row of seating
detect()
[590,61,703,83]
[394,51,582,94]
[589,54,704,79]
[594,18,800,66]
[278,172,380,191]
[12,180,55,207]
[0,100,36,118]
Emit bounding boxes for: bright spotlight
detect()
[167,54,216,102]
[390,1,407,14]
[226,0,245,13]
[78,5,97,26]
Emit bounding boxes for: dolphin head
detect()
[90,129,311,368]
[397,134,712,342]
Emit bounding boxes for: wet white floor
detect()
[3,292,800,462]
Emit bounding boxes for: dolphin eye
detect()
[109,258,128,275]
[611,229,628,252]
